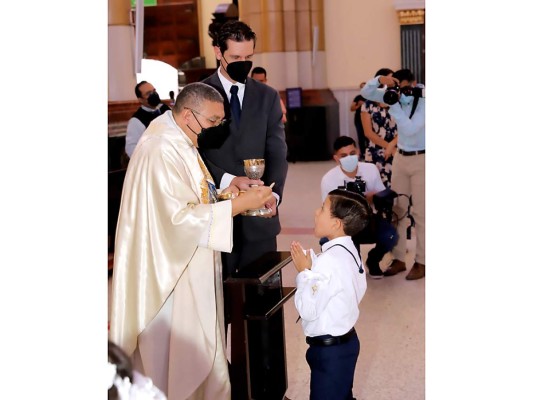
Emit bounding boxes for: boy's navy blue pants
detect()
[306,330,360,400]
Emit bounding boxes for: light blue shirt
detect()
[361,76,425,152]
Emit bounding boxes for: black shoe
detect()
[366,259,384,279]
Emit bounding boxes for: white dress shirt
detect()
[125,104,167,157]
[295,236,367,337]
[217,67,245,107]
[216,68,281,204]
[216,68,246,190]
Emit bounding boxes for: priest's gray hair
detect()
[173,82,224,113]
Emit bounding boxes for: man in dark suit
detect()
[202,20,288,278]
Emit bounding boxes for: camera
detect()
[340,176,366,196]
[372,188,398,223]
[383,85,401,106]
[401,86,424,98]
[383,85,424,106]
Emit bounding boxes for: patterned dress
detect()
[361,100,398,188]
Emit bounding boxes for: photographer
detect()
[361,69,425,280]
[321,136,397,279]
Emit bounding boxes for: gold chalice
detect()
[241,159,272,216]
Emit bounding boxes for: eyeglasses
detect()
[184,107,226,127]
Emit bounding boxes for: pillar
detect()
[239,0,326,90]
[108,0,137,101]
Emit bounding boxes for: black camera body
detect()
[372,188,398,223]
[341,176,366,196]
[383,85,424,106]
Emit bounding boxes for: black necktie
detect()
[230,85,241,127]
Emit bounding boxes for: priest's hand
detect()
[217,185,240,201]
[231,176,264,190]
[231,185,272,216]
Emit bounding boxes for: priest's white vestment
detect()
[110,111,232,400]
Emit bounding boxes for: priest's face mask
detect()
[185,103,229,149]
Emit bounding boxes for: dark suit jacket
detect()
[202,72,288,242]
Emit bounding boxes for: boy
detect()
[291,189,371,400]
[320,135,396,279]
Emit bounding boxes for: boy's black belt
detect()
[398,149,425,156]
[306,327,356,347]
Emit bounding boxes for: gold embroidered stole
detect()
[197,154,217,204]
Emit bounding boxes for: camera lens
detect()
[383,89,399,105]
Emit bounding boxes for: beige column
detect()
[240,0,284,88]
[293,0,326,88]
[239,0,325,90]
[108,0,137,101]
[295,0,311,51]
[262,0,285,53]
[282,0,297,52]
[309,0,325,51]
[238,0,263,50]
[307,0,326,88]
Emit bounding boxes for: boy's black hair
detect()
[328,189,372,236]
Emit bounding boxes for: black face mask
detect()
[147,91,161,107]
[188,112,230,149]
[223,56,253,84]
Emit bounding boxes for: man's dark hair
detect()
[374,68,393,77]
[214,20,256,54]
[251,66,267,76]
[328,189,372,236]
[333,135,357,151]
[393,69,415,83]
[374,68,394,89]
[134,81,148,98]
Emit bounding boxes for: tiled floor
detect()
[108,160,425,400]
